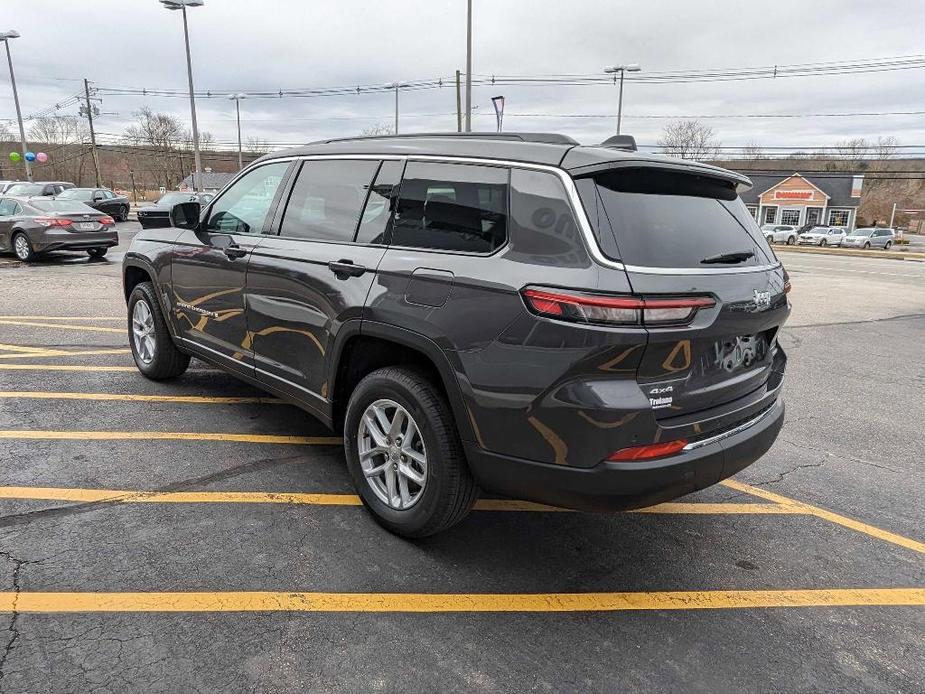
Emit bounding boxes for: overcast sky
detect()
[3,0,924,154]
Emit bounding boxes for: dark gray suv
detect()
[122,133,789,537]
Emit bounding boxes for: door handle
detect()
[223,244,248,260]
[328,259,367,279]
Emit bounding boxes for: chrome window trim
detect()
[681,404,777,451]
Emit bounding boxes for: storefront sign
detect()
[774,190,814,201]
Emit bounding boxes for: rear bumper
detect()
[33,229,119,253]
[465,397,784,511]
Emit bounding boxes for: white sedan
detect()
[761,224,799,245]
[798,226,847,247]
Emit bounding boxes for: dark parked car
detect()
[56,187,131,222]
[4,181,75,197]
[0,196,117,261]
[137,191,214,229]
[122,132,789,537]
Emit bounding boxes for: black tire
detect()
[787,235,796,245]
[863,242,871,249]
[344,366,478,538]
[116,205,129,222]
[11,232,35,262]
[820,239,827,247]
[87,247,108,258]
[127,281,190,380]
[884,241,892,250]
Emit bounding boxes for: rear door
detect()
[580,167,789,424]
[245,158,399,409]
[169,161,291,372]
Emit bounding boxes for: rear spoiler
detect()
[599,135,637,151]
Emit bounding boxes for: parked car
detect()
[55,187,131,222]
[4,181,75,197]
[0,181,19,194]
[798,226,846,247]
[761,224,798,245]
[841,227,896,250]
[137,191,214,229]
[0,196,117,261]
[122,132,788,537]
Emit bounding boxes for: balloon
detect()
[36,152,48,163]
[8,152,20,163]
[24,151,36,162]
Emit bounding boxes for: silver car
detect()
[841,228,896,250]
[798,226,846,247]
[761,224,799,245]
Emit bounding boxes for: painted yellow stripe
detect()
[0,588,920,614]
[0,364,138,372]
[0,430,342,445]
[0,343,59,354]
[722,479,925,554]
[0,349,131,361]
[0,486,794,515]
[0,316,121,321]
[0,319,123,333]
[0,391,283,405]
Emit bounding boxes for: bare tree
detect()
[27,115,90,183]
[0,121,13,142]
[658,120,720,160]
[245,136,270,156]
[874,136,899,160]
[742,141,765,160]
[360,122,395,137]
[122,106,186,188]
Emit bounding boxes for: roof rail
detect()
[319,132,580,146]
[600,134,637,151]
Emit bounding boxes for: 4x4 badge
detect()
[753,289,771,309]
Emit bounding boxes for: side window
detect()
[279,159,379,242]
[205,162,289,234]
[0,199,13,216]
[391,162,508,253]
[355,160,403,245]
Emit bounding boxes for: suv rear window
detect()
[578,168,775,268]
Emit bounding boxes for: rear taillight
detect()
[783,268,791,294]
[521,287,714,327]
[100,216,115,225]
[34,217,73,227]
[607,439,688,462]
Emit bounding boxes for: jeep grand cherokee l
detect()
[122,132,788,538]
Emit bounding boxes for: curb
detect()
[773,245,925,262]
[0,259,22,269]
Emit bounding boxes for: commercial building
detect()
[738,173,863,230]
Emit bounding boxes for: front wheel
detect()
[884,241,893,250]
[87,247,108,258]
[863,242,871,249]
[787,236,796,245]
[128,281,190,380]
[116,205,129,222]
[12,232,35,262]
[344,366,478,538]
[820,239,827,247]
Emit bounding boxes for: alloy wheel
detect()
[13,235,30,260]
[358,398,427,510]
[132,299,156,364]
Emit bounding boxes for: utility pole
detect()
[455,70,462,133]
[465,0,472,132]
[889,202,897,228]
[394,83,399,134]
[83,79,102,187]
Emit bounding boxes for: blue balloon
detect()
[24,151,36,162]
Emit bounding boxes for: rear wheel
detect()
[787,235,796,245]
[344,366,478,538]
[116,205,129,222]
[884,241,892,250]
[128,281,190,380]
[820,239,827,247]
[863,242,871,249]
[12,232,35,262]
[87,247,108,258]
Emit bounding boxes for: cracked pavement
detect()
[0,230,922,692]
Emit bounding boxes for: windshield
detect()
[158,192,198,205]
[578,168,775,268]
[29,200,95,213]
[6,183,45,196]
[56,188,94,201]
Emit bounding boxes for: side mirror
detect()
[170,201,202,229]
[93,194,104,202]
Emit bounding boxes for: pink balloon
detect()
[36,152,48,163]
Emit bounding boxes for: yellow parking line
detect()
[0,430,342,445]
[0,349,131,360]
[0,364,139,372]
[0,391,283,405]
[0,316,122,321]
[0,319,123,333]
[0,588,920,614]
[722,479,925,554]
[0,485,795,515]
[0,343,60,354]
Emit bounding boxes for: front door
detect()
[246,158,400,413]
[169,161,291,372]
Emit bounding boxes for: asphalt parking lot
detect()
[0,222,922,693]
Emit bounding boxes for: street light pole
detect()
[385,82,408,134]
[1,30,31,182]
[161,0,204,191]
[228,93,246,170]
[465,0,472,132]
[604,63,641,135]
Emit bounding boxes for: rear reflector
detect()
[522,288,714,326]
[607,439,688,462]
[783,268,792,294]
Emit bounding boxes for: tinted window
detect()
[355,160,403,245]
[0,199,15,216]
[5,183,44,196]
[585,168,774,268]
[390,162,508,253]
[205,162,289,234]
[279,159,378,242]
[514,169,589,268]
[56,189,94,201]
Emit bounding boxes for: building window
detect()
[828,209,850,227]
[780,209,801,226]
[746,205,759,221]
[763,206,777,224]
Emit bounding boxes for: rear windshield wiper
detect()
[700,251,754,264]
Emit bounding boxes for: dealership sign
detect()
[773,190,815,201]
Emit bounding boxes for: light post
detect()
[603,63,641,135]
[0,30,31,182]
[228,93,246,170]
[385,82,408,134]
[160,0,204,191]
